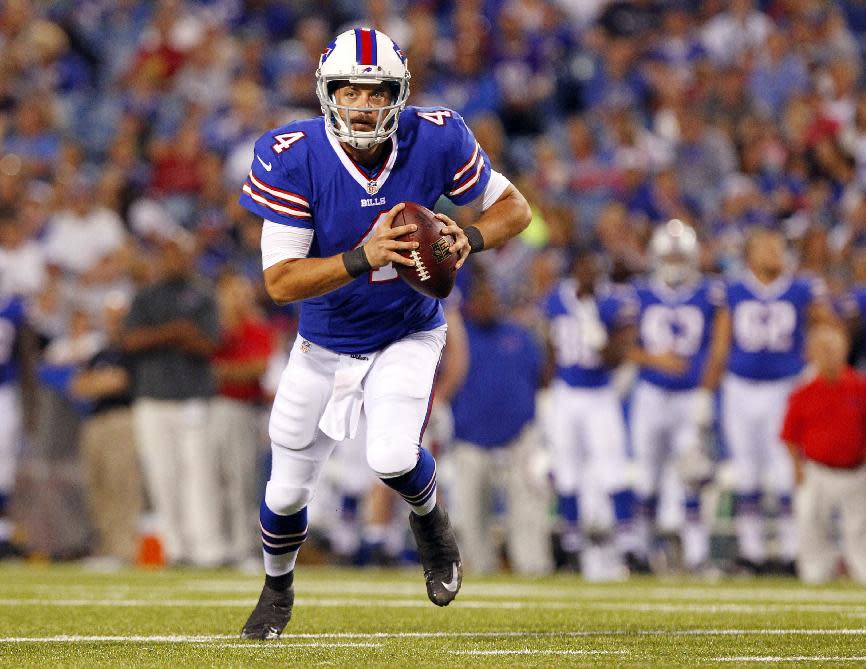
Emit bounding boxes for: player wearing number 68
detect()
[719,228,838,575]
[237,27,531,640]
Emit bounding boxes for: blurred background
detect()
[1,0,866,580]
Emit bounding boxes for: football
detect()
[393,202,458,299]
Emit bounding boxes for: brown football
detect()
[393,202,458,299]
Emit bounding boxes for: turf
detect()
[0,564,864,667]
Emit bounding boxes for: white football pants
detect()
[264,327,446,517]
[722,373,798,562]
[548,381,629,515]
[721,373,796,495]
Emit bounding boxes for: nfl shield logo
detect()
[366,180,379,195]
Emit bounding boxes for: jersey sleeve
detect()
[239,131,314,230]
[440,111,492,206]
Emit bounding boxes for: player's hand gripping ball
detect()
[393,202,459,299]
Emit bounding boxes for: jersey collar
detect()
[325,129,398,195]
[742,269,793,299]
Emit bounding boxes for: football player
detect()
[721,227,836,573]
[628,220,729,572]
[544,247,638,577]
[237,28,531,639]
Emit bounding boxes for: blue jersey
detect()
[545,279,635,388]
[239,107,491,354]
[452,320,541,447]
[634,277,725,391]
[726,272,823,381]
[0,296,25,386]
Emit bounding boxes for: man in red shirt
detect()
[781,323,866,584]
[212,271,276,567]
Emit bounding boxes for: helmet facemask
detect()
[317,76,409,150]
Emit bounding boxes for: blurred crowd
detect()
[2,0,866,578]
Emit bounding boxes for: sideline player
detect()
[237,28,531,639]
[628,220,728,571]
[721,228,835,573]
[544,247,637,576]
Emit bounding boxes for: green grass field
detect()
[1,564,865,667]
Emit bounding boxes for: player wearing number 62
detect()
[237,28,531,640]
[719,228,837,575]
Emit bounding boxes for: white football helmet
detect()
[316,28,410,150]
[650,219,700,287]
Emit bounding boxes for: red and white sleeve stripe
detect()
[448,145,485,198]
[244,172,311,219]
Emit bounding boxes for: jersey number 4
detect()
[271,132,305,154]
[416,110,452,126]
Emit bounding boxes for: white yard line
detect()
[714,657,866,663]
[450,649,627,656]
[3,629,866,643]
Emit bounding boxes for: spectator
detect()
[449,272,551,575]
[70,295,142,568]
[122,234,224,567]
[781,323,866,584]
[211,270,275,567]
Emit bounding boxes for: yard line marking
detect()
[714,657,866,663]
[211,642,382,649]
[0,597,864,615]
[2,630,866,643]
[450,649,627,656]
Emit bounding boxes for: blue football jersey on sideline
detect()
[0,296,25,386]
[239,107,491,354]
[634,277,724,391]
[726,272,823,380]
[545,279,635,388]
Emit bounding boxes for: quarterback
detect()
[237,28,530,639]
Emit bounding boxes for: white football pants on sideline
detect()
[132,398,225,566]
[265,327,446,517]
[721,373,796,495]
[548,381,629,500]
[630,380,702,499]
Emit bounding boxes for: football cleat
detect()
[240,576,294,640]
[409,505,463,606]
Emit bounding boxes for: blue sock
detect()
[611,489,635,525]
[685,494,701,523]
[734,491,761,516]
[381,447,437,515]
[260,500,307,556]
[557,494,580,525]
[341,495,359,520]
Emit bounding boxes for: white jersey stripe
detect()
[242,184,312,218]
[452,142,479,182]
[248,172,310,208]
[448,159,484,197]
